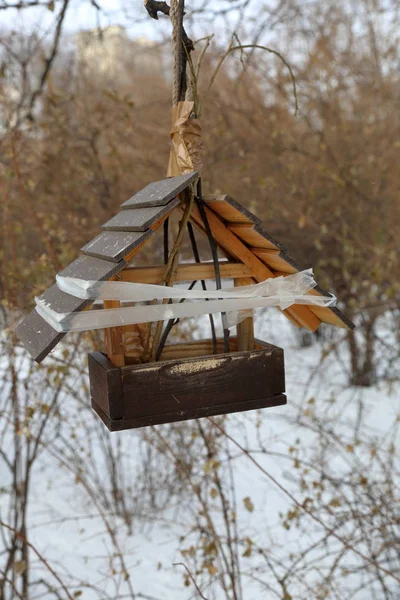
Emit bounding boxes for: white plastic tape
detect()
[35,269,336,333]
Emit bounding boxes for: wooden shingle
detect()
[82,230,153,262]
[120,172,198,209]
[16,256,126,362]
[251,248,299,274]
[228,223,283,251]
[102,198,180,232]
[15,310,65,364]
[203,195,261,225]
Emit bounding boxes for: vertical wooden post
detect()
[104,300,125,367]
[235,277,255,352]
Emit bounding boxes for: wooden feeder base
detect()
[88,338,286,431]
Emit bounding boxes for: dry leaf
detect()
[243,496,254,512]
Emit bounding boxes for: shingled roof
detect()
[16,172,354,363]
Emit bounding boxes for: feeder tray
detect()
[89,338,286,431]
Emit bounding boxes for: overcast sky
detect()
[0,0,249,47]
[0,1,163,40]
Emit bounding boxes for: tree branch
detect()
[26,0,70,121]
[0,520,75,600]
[173,562,210,599]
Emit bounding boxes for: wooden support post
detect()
[235,278,255,351]
[104,300,125,367]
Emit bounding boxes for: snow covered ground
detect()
[1,310,399,599]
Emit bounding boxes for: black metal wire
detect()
[187,221,217,354]
[155,280,197,361]
[195,179,230,353]
[163,217,169,264]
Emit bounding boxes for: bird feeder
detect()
[15,171,354,431]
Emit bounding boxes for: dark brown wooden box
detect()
[88,338,286,431]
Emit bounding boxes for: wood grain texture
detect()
[104,300,125,366]
[203,194,262,225]
[81,230,153,262]
[227,224,282,250]
[158,338,238,360]
[307,300,355,330]
[16,178,354,365]
[252,248,299,274]
[121,342,284,419]
[102,198,180,232]
[93,394,287,431]
[120,172,198,209]
[89,339,286,431]
[119,262,253,284]
[189,203,276,279]
[88,352,124,420]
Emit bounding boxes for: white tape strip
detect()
[35,269,336,333]
[55,269,316,303]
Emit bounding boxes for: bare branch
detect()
[173,562,210,600]
[0,1,49,9]
[207,417,400,586]
[204,41,298,115]
[0,520,75,600]
[25,0,70,121]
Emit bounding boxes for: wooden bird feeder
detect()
[15,2,354,431]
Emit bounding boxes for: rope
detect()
[170,0,186,105]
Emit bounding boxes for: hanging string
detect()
[170,0,186,105]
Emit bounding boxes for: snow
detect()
[1,310,399,599]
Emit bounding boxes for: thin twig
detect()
[207,418,400,586]
[25,0,70,122]
[204,41,298,115]
[0,520,75,600]
[0,568,25,600]
[0,1,48,8]
[173,562,210,600]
